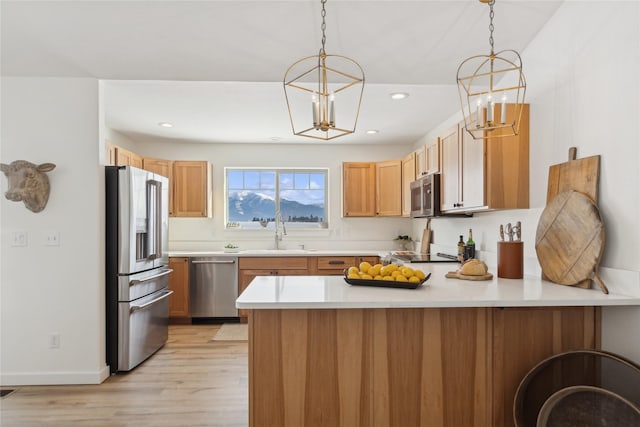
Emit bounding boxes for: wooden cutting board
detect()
[420,219,431,254]
[544,147,601,288]
[547,147,600,204]
[535,190,608,293]
[445,271,493,281]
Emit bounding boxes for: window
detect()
[225,168,328,229]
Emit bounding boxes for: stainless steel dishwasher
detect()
[189,256,238,318]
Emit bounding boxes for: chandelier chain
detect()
[320,0,327,55]
[488,0,495,54]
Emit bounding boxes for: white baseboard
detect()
[1,365,110,386]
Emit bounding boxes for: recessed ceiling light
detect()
[366,130,379,135]
[390,92,409,100]
[158,122,173,128]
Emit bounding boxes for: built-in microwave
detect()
[410,173,441,218]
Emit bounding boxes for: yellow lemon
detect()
[382,276,395,281]
[395,275,408,282]
[401,267,415,278]
[387,263,399,272]
[359,261,372,273]
[380,265,392,276]
[374,275,383,280]
[368,265,381,276]
[348,266,359,276]
[414,270,426,280]
[360,274,373,280]
[408,276,421,283]
[391,271,402,278]
[348,273,360,279]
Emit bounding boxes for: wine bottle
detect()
[465,229,476,260]
[457,235,465,262]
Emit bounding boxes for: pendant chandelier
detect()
[283,0,365,141]
[456,0,526,140]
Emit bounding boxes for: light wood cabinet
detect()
[401,152,416,217]
[440,104,529,213]
[375,159,402,216]
[168,257,190,322]
[426,141,440,175]
[173,160,212,217]
[115,146,142,168]
[105,142,117,166]
[342,162,376,217]
[248,305,599,427]
[143,158,174,216]
[415,146,427,178]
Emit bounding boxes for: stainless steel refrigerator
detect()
[105,166,172,374]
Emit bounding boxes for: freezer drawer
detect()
[190,257,238,318]
[118,288,173,371]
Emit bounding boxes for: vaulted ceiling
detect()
[1,1,562,145]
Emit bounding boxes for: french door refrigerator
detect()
[105,166,173,374]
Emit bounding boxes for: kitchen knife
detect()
[499,224,504,241]
[515,221,521,241]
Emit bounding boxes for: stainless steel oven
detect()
[410,173,441,218]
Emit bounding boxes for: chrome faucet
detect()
[274,209,287,249]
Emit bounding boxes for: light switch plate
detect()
[11,231,27,247]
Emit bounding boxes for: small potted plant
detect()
[224,243,240,253]
[394,235,413,251]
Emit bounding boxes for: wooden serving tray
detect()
[344,272,431,289]
[445,271,493,281]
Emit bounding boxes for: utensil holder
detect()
[498,241,523,279]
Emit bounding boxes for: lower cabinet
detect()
[248,306,600,427]
[168,257,190,322]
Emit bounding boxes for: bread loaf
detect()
[460,259,488,276]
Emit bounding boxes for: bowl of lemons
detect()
[344,261,430,289]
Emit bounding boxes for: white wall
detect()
[413,1,640,363]
[0,77,108,385]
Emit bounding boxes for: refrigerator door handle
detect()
[129,268,173,286]
[146,179,163,261]
[130,290,174,313]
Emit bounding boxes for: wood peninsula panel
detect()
[372,308,490,427]
[491,306,599,427]
[250,309,372,427]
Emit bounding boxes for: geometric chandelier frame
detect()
[456,0,526,140]
[283,0,365,141]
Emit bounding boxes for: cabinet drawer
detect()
[317,256,356,274]
[238,257,309,270]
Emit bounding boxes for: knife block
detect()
[498,241,523,279]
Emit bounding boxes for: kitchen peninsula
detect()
[236,264,640,427]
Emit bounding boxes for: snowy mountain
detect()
[228,191,324,222]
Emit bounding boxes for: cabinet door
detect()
[426,141,440,175]
[376,159,402,216]
[168,257,190,319]
[401,153,416,217]
[343,162,376,217]
[415,146,427,178]
[105,143,117,166]
[130,152,143,169]
[460,125,485,209]
[115,147,133,166]
[173,161,210,217]
[491,306,599,427]
[143,158,174,216]
[440,125,461,211]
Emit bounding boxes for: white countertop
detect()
[169,249,389,257]
[236,263,640,309]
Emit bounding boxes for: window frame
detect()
[224,167,329,230]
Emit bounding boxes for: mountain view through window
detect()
[225,169,328,229]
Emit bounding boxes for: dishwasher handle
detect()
[192,260,236,265]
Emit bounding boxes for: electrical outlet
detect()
[49,333,61,349]
[11,231,27,247]
[45,231,60,246]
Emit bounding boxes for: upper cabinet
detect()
[414,146,427,178]
[342,161,402,217]
[401,152,416,217]
[376,159,402,216]
[173,161,212,217]
[105,143,142,168]
[343,162,376,217]
[143,158,175,216]
[440,104,530,213]
[426,140,440,175]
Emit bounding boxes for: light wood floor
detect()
[0,325,248,427]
